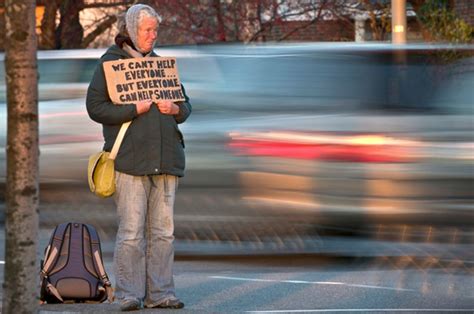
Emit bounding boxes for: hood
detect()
[101,44,158,60]
[102,44,133,59]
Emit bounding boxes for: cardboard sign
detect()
[103,57,185,104]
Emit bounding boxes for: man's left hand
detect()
[156,100,179,115]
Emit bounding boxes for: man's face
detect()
[137,16,158,53]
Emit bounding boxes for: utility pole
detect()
[391,0,407,44]
[389,0,408,110]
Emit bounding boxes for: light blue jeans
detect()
[113,171,178,307]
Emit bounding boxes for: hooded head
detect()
[123,4,162,54]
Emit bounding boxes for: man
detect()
[86,4,191,311]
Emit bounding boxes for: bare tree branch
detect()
[84,1,133,9]
[82,14,118,48]
[278,0,328,41]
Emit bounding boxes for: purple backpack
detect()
[40,222,113,303]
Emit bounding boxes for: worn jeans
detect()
[113,171,178,306]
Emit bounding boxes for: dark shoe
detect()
[120,298,141,311]
[153,298,184,309]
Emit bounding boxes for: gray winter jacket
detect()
[86,45,192,177]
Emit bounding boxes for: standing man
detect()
[86,4,191,311]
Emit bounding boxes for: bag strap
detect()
[41,223,69,277]
[41,223,70,303]
[109,47,153,160]
[109,121,131,160]
[108,45,149,160]
[85,224,114,302]
[45,282,64,302]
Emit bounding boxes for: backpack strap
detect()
[85,224,114,302]
[41,223,69,277]
[44,282,64,302]
[40,223,70,302]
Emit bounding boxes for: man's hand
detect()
[157,100,179,115]
[135,100,153,115]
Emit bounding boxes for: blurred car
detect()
[0,43,473,256]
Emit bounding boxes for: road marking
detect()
[210,276,414,292]
[0,261,4,265]
[247,310,474,313]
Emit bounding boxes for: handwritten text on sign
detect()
[103,57,185,104]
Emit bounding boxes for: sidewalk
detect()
[39,303,200,313]
[40,303,122,313]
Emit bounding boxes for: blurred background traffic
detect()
[0,0,473,257]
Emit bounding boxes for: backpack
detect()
[40,222,114,303]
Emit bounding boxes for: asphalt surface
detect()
[0,224,473,313]
[33,256,474,313]
[0,186,473,313]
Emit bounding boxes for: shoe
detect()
[120,298,141,311]
[153,298,184,309]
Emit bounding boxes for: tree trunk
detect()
[3,0,39,313]
[0,9,5,51]
[58,0,84,48]
[39,0,61,49]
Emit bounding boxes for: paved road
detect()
[0,200,474,313]
[0,224,472,313]
[38,255,474,313]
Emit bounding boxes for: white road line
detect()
[210,276,414,292]
[0,261,5,265]
[247,310,474,313]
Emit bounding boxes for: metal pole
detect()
[391,0,407,44]
[355,16,366,42]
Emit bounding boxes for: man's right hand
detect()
[135,100,153,115]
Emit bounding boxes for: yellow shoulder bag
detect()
[87,121,131,198]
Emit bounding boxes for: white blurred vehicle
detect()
[1,43,473,255]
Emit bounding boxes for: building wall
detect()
[261,20,354,42]
[260,18,422,43]
[453,0,473,26]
